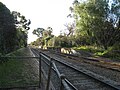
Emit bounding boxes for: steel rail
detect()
[52,57,120,90]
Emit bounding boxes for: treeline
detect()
[0,2,31,55]
[31,0,120,53]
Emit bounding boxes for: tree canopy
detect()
[71,0,120,49]
[32,27,54,48]
[0,2,17,54]
[0,2,31,54]
[12,11,31,47]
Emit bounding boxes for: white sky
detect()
[0,0,74,43]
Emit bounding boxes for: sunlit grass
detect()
[73,46,104,53]
[73,46,120,59]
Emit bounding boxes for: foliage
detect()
[12,11,31,31]
[33,28,45,37]
[32,27,54,48]
[52,35,76,48]
[70,0,120,50]
[0,2,17,54]
[53,36,62,47]
[64,22,75,36]
[0,2,31,55]
[12,11,31,47]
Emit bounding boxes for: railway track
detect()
[31,48,120,90]
[40,49,120,83]
[43,49,120,72]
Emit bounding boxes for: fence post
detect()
[39,52,42,88]
[60,74,65,90]
[46,58,52,90]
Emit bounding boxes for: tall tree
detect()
[32,28,45,47]
[72,0,120,49]
[12,11,31,47]
[33,27,54,47]
[0,2,17,54]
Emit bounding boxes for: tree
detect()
[0,2,17,54]
[32,27,54,48]
[12,11,31,47]
[64,22,75,36]
[47,27,53,36]
[12,11,31,32]
[71,0,120,49]
[32,28,45,47]
[33,28,45,37]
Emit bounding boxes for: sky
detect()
[0,0,74,43]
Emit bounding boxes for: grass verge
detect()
[0,48,39,88]
[73,46,120,59]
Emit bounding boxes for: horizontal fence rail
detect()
[0,56,39,59]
